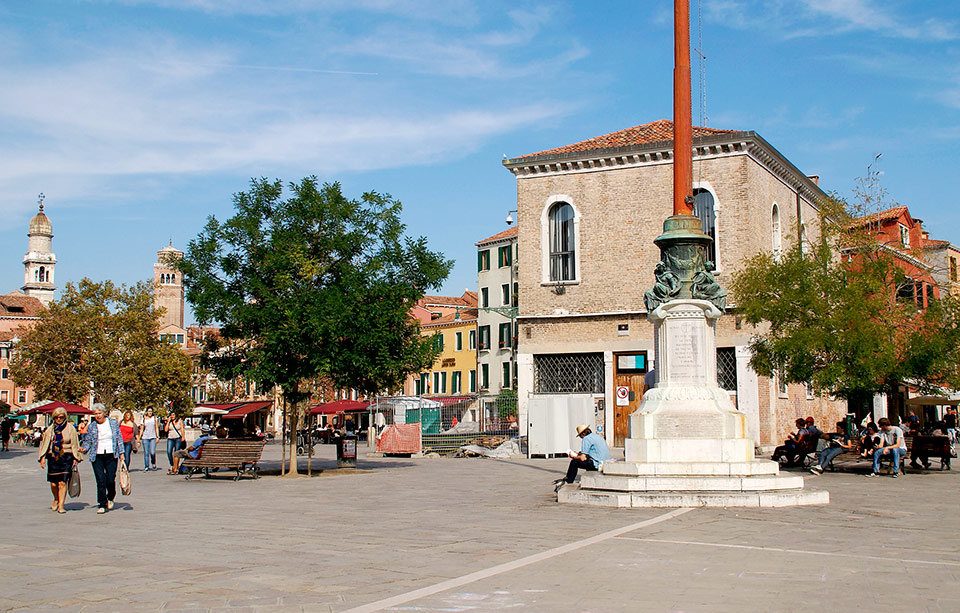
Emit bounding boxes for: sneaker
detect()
[106,500,114,510]
[97,507,106,514]
[892,472,899,478]
[809,466,822,475]
[865,472,878,478]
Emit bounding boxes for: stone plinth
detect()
[561,299,827,509]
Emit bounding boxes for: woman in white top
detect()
[165,413,185,474]
[138,408,159,471]
[80,404,124,514]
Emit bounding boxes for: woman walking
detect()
[120,410,138,468]
[139,408,159,471]
[81,403,124,514]
[37,407,82,514]
[165,412,184,474]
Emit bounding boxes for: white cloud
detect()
[0,38,569,217]
[707,0,958,41]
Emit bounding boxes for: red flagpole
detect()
[674,0,693,216]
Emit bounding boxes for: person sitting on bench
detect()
[810,421,855,475]
[772,419,809,464]
[868,418,906,478]
[172,426,226,474]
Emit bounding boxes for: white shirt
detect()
[96,421,114,454]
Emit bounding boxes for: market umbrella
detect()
[22,401,93,415]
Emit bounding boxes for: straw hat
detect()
[575,424,591,436]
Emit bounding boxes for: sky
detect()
[1,0,958,324]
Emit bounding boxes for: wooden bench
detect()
[907,435,952,470]
[181,439,266,481]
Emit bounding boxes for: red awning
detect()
[309,399,370,415]
[221,401,273,419]
[21,401,93,415]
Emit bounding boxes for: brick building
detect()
[502,119,846,448]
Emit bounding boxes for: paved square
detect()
[1,443,958,612]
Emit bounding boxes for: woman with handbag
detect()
[81,403,124,515]
[165,412,184,474]
[37,407,82,514]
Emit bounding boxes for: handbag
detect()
[68,465,81,498]
[118,458,132,496]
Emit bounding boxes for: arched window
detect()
[693,188,717,264]
[38,266,45,283]
[45,270,50,282]
[548,202,576,282]
[771,204,782,259]
[171,274,175,284]
[34,270,38,282]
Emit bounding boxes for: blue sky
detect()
[1,0,958,323]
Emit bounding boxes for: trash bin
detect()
[337,434,358,468]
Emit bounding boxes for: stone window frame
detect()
[540,194,581,286]
[692,181,723,272]
[771,202,782,260]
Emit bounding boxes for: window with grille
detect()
[716,347,737,391]
[534,353,604,394]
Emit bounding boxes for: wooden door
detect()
[613,353,648,447]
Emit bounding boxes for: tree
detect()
[731,199,960,402]
[175,177,451,475]
[10,279,193,411]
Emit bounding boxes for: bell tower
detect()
[22,193,57,307]
[153,242,185,328]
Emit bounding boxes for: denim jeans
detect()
[141,438,157,469]
[123,442,133,467]
[91,453,118,509]
[166,438,181,468]
[564,457,598,483]
[818,445,845,469]
[873,447,904,473]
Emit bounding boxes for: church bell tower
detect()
[22,193,57,307]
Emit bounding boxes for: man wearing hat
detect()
[554,424,611,492]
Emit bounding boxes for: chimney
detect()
[807,175,819,186]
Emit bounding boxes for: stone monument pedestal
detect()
[560,300,827,508]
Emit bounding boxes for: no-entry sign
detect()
[616,385,630,406]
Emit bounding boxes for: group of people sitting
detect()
[773,412,954,478]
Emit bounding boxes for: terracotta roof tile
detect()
[477,226,518,246]
[850,206,911,228]
[421,308,478,327]
[512,119,737,160]
[0,292,44,318]
[418,292,478,309]
[923,238,950,248]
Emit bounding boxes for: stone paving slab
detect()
[1,443,959,611]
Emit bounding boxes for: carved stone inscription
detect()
[656,414,723,439]
[666,318,701,383]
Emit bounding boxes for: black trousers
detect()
[91,453,117,509]
[565,457,597,483]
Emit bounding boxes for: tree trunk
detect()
[280,396,287,476]
[285,386,300,477]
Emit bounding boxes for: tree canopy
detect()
[10,279,193,411]
[731,201,960,400]
[175,177,451,472]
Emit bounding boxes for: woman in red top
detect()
[119,410,138,468]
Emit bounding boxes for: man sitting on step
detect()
[554,424,611,493]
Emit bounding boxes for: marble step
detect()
[579,473,805,493]
[602,460,780,477]
[558,485,829,508]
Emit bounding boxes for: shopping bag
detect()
[68,465,81,498]
[118,458,132,496]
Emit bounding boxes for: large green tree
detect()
[731,201,960,401]
[175,177,451,475]
[10,279,193,411]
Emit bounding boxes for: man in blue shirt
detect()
[554,424,612,492]
[171,425,225,474]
